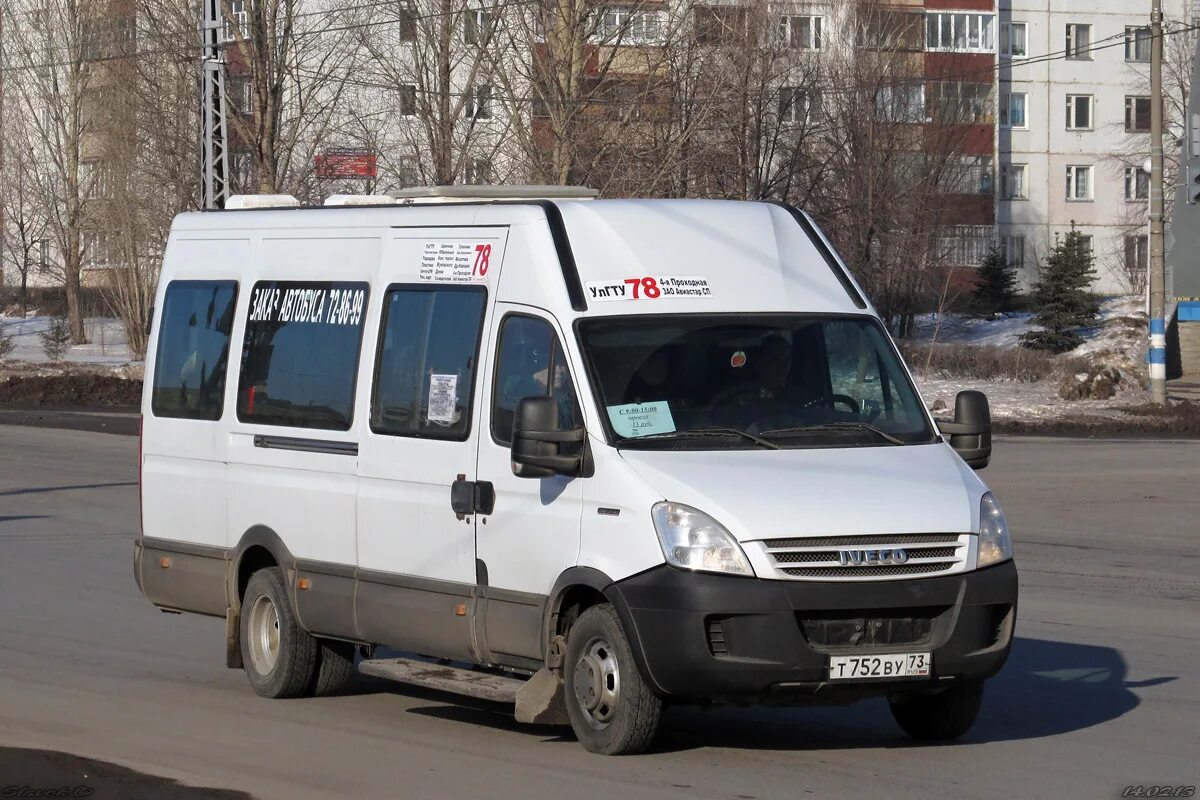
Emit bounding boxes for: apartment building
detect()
[997,0,1193,293]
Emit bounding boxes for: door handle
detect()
[451,476,495,518]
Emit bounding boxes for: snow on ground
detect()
[907,296,1150,420]
[912,296,1144,349]
[0,315,136,367]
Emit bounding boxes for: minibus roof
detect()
[171,198,871,318]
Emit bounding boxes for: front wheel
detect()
[888,678,985,741]
[563,604,663,755]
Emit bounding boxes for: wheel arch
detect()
[228,525,296,613]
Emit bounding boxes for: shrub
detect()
[0,324,14,360]
[972,246,1019,318]
[40,315,72,362]
[900,342,1091,383]
[1021,225,1100,353]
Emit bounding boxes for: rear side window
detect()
[237,281,368,430]
[371,286,487,440]
[151,280,238,420]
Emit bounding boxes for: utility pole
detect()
[201,0,230,210]
[1149,0,1167,403]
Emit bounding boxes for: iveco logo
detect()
[838,548,909,566]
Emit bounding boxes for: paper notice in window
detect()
[607,401,676,438]
[427,374,458,425]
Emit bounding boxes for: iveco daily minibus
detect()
[135,186,1017,755]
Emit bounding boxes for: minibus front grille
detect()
[772,547,958,564]
[762,533,961,549]
[780,562,950,579]
[759,533,969,581]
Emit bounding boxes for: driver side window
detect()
[491,315,581,445]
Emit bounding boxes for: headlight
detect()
[977,492,1014,568]
[651,502,755,577]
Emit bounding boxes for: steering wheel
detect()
[705,384,763,419]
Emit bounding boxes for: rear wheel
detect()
[563,604,662,755]
[310,638,356,696]
[889,678,985,741]
[240,567,318,698]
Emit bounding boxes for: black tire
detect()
[889,678,985,742]
[239,567,318,699]
[563,604,663,755]
[309,638,356,697]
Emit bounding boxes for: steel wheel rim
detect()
[572,636,621,729]
[247,593,280,676]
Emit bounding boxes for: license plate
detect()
[828,652,931,681]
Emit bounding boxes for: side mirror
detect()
[937,390,991,470]
[510,396,587,479]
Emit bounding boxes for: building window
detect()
[1066,23,1091,59]
[38,240,51,274]
[1066,165,1093,201]
[1125,95,1151,133]
[467,84,492,119]
[84,230,115,267]
[1000,22,1026,57]
[1001,164,1027,200]
[933,82,992,123]
[399,84,417,116]
[222,0,248,42]
[694,5,747,45]
[596,7,661,43]
[1001,234,1025,269]
[397,6,416,42]
[1125,235,1149,278]
[1000,91,1027,128]
[779,14,822,50]
[465,158,492,184]
[1125,166,1150,200]
[1066,94,1093,130]
[925,12,995,53]
[941,156,993,195]
[1079,234,1094,256]
[463,9,493,45]
[874,85,925,123]
[1125,26,1151,62]
[778,87,815,123]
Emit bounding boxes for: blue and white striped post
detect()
[1149,317,1167,385]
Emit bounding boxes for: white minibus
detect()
[135,186,1017,755]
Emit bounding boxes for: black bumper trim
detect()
[607,560,1018,702]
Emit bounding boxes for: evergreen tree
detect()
[40,315,72,362]
[1020,226,1100,353]
[972,245,1019,318]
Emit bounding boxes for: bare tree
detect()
[0,0,112,343]
[0,106,48,316]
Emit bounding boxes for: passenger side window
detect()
[491,315,580,445]
[151,280,238,420]
[237,281,368,431]
[823,321,922,425]
[371,286,487,440]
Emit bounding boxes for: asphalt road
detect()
[0,426,1196,800]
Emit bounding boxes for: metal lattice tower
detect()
[201,0,230,210]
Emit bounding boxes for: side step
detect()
[359,656,525,703]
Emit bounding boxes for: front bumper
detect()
[606,559,1018,703]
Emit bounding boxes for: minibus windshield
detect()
[578,314,936,449]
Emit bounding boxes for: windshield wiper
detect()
[624,427,780,450]
[759,422,906,446]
